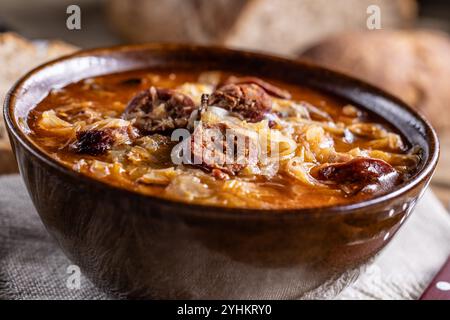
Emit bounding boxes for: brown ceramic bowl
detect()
[4,44,439,299]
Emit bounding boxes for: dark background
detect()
[418,0,450,30]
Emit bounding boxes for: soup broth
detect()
[27,69,420,209]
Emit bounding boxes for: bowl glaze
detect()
[4,44,439,299]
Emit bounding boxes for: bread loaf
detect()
[0,33,78,173]
[107,0,417,56]
[300,30,450,133]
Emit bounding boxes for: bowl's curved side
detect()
[3,44,439,299]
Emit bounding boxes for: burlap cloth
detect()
[1,174,449,300]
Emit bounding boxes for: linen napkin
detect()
[1,174,449,300]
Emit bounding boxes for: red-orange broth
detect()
[26,69,420,209]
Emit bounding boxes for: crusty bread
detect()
[433,134,450,207]
[0,139,17,174]
[300,29,450,200]
[0,32,78,174]
[300,29,450,133]
[223,0,417,54]
[107,0,417,55]
[106,0,247,44]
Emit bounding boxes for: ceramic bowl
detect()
[4,44,439,299]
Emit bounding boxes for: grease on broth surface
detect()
[27,69,421,209]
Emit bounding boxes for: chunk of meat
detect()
[189,123,257,178]
[72,129,115,156]
[223,76,291,99]
[208,83,272,122]
[122,87,196,134]
[310,158,399,195]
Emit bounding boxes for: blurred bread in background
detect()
[300,29,450,199]
[106,0,417,56]
[300,29,450,134]
[0,32,78,173]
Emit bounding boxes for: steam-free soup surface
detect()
[27,69,420,209]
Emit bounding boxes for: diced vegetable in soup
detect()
[27,69,421,209]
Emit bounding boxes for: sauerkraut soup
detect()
[27,69,420,209]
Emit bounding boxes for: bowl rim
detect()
[3,43,440,217]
